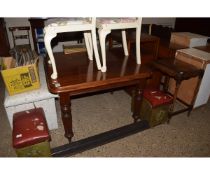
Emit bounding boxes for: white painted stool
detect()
[96,17,142,72]
[4,57,58,130]
[44,18,101,79]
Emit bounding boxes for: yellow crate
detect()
[1,56,40,95]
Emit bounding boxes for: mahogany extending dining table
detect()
[44,48,152,156]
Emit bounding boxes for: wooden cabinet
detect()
[169,47,210,108]
[0,18,10,56]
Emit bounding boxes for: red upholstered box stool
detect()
[139,89,173,127]
[12,108,51,157]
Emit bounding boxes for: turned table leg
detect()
[132,80,145,122]
[171,80,181,112]
[167,79,181,123]
[59,93,74,142]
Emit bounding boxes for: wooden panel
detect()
[169,77,199,105]
[175,18,210,37]
[0,18,10,56]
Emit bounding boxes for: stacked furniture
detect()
[167,32,210,109]
[169,47,210,108]
[4,57,58,130]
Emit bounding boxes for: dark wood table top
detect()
[150,58,204,81]
[44,49,152,95]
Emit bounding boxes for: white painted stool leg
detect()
[98,28,111,72]
[44,31,58,79]
[136,26,141,64]
[84,32,93,60]
[91,28,101,70]
[122,30,129,56]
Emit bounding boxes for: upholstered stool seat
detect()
[12,108,51,157]
[139,89,173,127]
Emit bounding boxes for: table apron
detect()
[58,79,146,96]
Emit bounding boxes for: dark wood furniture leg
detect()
[163,76,170,93]
[132,80,146,122]
[127,40,131,55]
[171,80,181,111]
[109,37,113,50]
[167,79,181,122]
[154,38,160,59]
[59,93,74,142]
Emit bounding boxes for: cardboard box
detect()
[170,32,209,48]
[4,58,58,130]
[1,56,40,95]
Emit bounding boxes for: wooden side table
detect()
[150,58,204,118]
[172,47,210,108]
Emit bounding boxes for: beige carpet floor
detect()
[1,72,210,157]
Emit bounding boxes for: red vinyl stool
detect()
[139,89,173,127]
[12,108,51,157]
